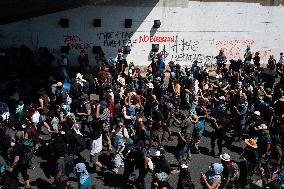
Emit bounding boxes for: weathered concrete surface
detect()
[1,0,283,24]
[0,0,283,66]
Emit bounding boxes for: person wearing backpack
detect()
[219,153,240,189]
[7,131,32,189]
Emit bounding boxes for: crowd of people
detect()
[0,45,283,189]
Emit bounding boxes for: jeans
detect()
[177,144,191,162]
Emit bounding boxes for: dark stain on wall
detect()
[0,0,282,25]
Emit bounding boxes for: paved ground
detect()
[3,123,245,189]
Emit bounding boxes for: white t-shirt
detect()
[31,111,40,125]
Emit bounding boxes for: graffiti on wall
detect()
[96,31,135,47]
[209,39,272,60]
[258,49,273,60]
[139,35,175,43]
[61,34,273,64]
[168,36,214,64]
[96,32,176,47]
[209,39,255,47]
[63,35,93,50]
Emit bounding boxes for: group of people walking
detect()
[0,45,283,189]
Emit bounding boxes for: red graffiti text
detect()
[139,35,175,43]
[63,35,93,50]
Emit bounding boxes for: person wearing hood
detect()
[201,163,224,189]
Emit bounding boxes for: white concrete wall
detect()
[0,1,283,66]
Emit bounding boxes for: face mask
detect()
[11,142,15,147]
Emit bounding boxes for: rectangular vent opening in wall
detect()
[93,46,102,54]
[94,19,101,27]
[153,20,161,28]
[125,19,132,28]
[60,18,69,28]
[152,44,159,52]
